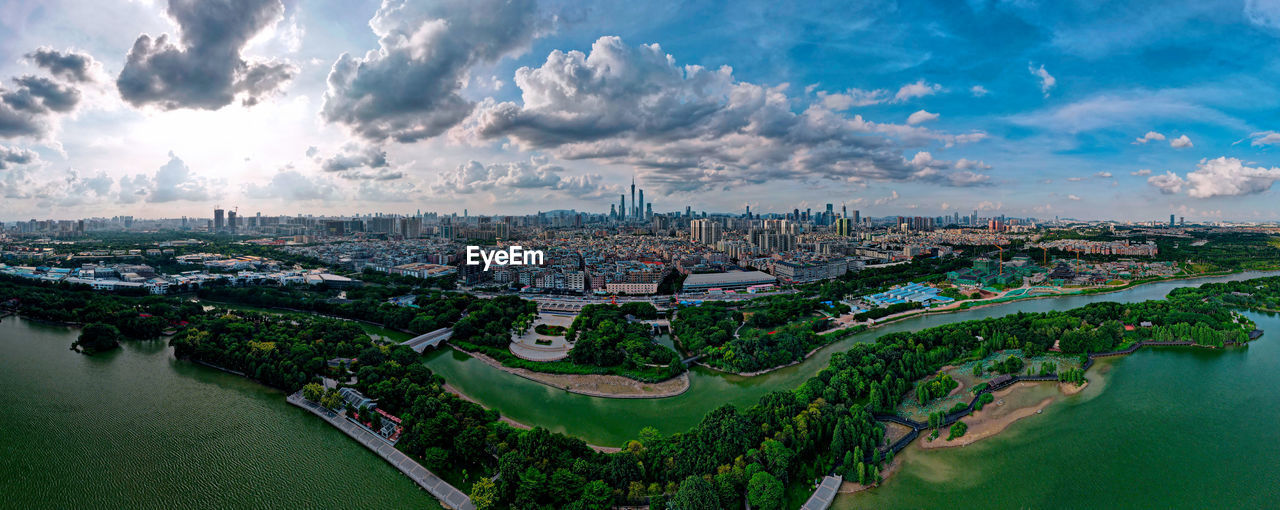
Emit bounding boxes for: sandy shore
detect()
[919,380,1082,449]
[449,343,691,399]
[839,456,905,494]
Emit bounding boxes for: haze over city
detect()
[4,0,1280,221]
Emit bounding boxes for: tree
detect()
[671,475,719,510]
[579,480,613,510]
[747,472,784,510]
[302,382,324,403]
[468,478,497,510]
[74,322,123,354]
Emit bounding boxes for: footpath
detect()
[287,391,475,510]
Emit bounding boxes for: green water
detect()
[836,309,1280,509]
[0,318,440,510]
[425,271,1280,446]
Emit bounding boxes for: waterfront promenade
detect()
[287,392,475,510]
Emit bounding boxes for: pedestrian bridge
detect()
[402,328,452,352]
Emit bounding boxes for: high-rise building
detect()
[619,194,626,221]
[690,219,722,245]
[835,218,854,236]
[1170,214,1176,227]
[638,188,644,222]
[853,210,861,226]
[213,207,225,231]
[227,210,238,232]
[630,177,636,220]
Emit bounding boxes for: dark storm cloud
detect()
[116,0,297,110]
[24,47,98,82]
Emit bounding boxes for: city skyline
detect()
[3,0,1280,222]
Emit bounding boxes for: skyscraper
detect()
[1170,214,1176,227]
[638,188,644,222]
[227,209,237,232]
[619,194,626,221]
[630,177,636,221]
[213,207,224,231]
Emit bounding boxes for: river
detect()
[424,271,1280,446]
[0,318,441,510]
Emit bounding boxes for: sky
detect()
[3,0,1280,222]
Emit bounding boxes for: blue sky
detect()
[2,0,1279,221]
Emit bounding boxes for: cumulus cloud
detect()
[321,0,544,142]
[970,85,988,97]
[894,79,942,102]
[1067,194,1081,200]
[318,143,388,172]
[0,74,82,138]
[116,0,298,110]
[431,159,613,198]
[25,47,100,82]
[816,88,889,110]
[472,36,986,192]
[0,145,39,170]
[245,167,337,200]
[1246,130,1280,146]
[906,110,939,125]
[1094,171,1112,178]
[1149,157,1280,198]
[1169,134,1193,148]
[1029,63,1055,97]
[906,151,992,186]
[1134,131,1165,144]
[1148,171,1184,194]
[115,152,216,203]
[1131,169,1152,176]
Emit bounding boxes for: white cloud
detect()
[1245,0,1280,32]
[894,79,942,102]
[906,110,939,125]
[245,168,337,201]
[1150,157,1280,198]
[1067,194,1081,200]
[817,88,889,110]
[1169,134,1193,148]
[970,85,989,97]
[873,190,899,205]
[1094,171,1112,178]
[1028,63,1056,97]
[1247,130,1280,146]
[1131,169,1152,176]
[1148,171,1184,194]
[472,36,986,193]
[1134,131,1165,144]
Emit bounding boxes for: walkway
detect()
[801,475,843,510]
[402,328,453,353]
[287,392,475,510]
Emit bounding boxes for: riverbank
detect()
[446,343,691,399]
[918,384,1060,449]
[441,383,622,453]
[684,271,1250,380]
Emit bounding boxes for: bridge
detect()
[402,328,453,352]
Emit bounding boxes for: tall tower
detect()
[630,176,636,221]
[213,206,225,231]
[619,194,626,221]
[638,188,644,222]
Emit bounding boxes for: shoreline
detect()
[684,269,1264,380]
[441,383,622,453]
[446,343,691,399]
